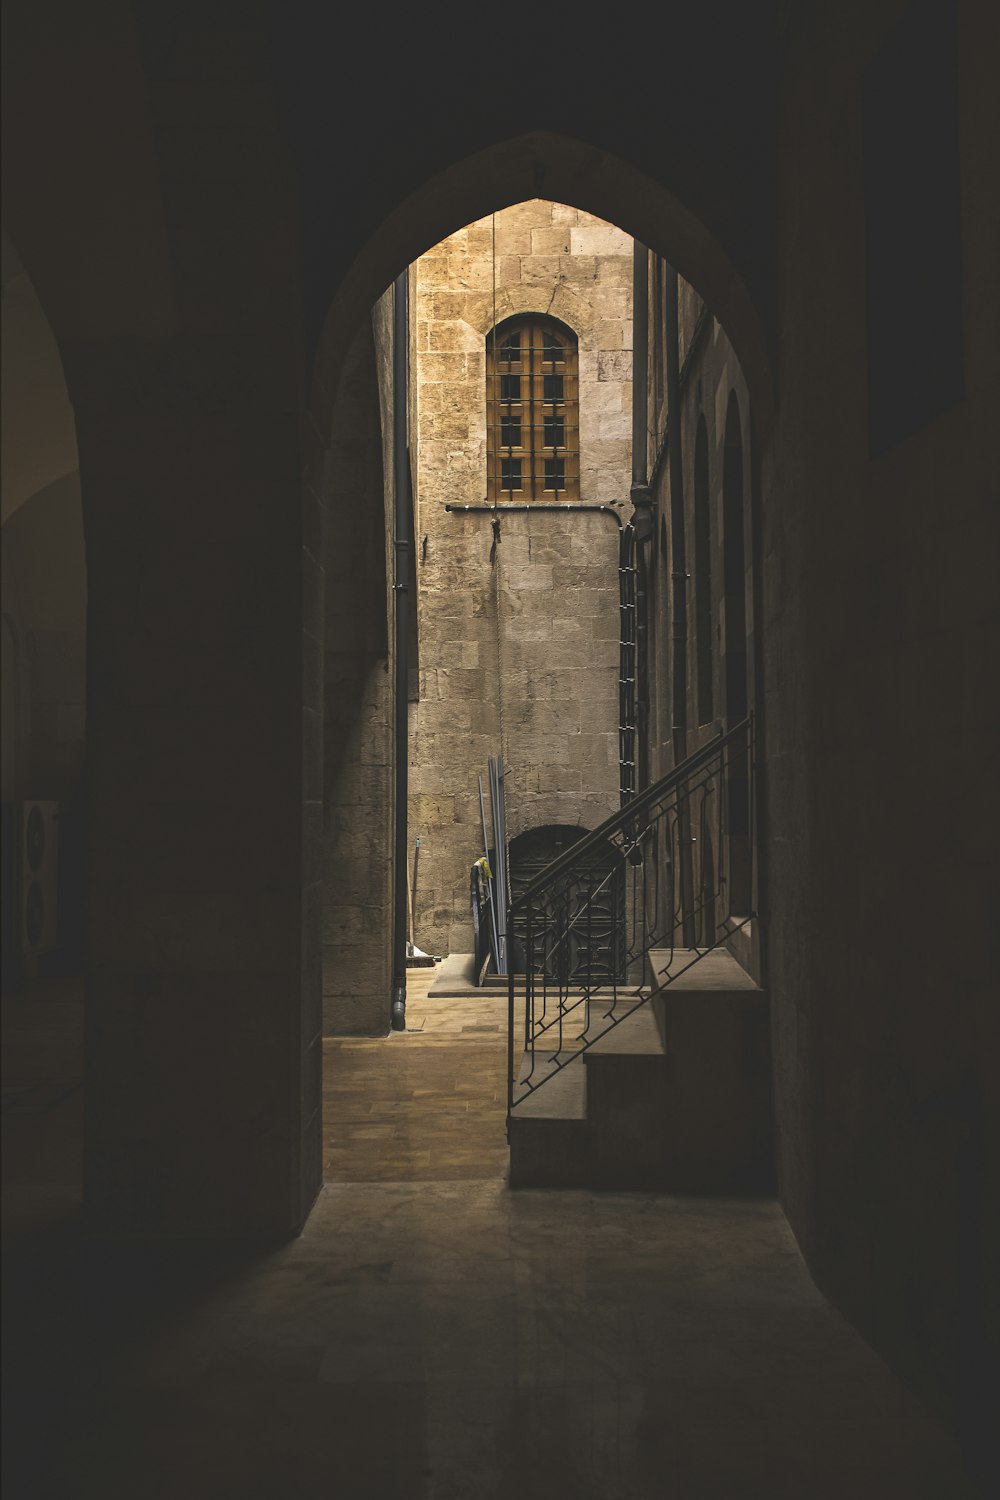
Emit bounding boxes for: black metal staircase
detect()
[506,715,756,1127]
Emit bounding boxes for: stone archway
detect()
[309,132,774,446]
[311,146,777,1061]
[1,8,996,1468]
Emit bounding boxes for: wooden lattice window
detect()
[486,316,579,501]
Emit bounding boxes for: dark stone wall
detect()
[644,274,760,973]
[5,0,320,1236]
[0,473,86,803]
[321,304,394,1036]
[765,1,999,1449]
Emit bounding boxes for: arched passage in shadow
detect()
[1,10,994,1468]
[311,139,775,1032]
[315,166,771,1040]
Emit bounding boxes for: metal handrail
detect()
[507,714,756,1121]
[512,715,753,912]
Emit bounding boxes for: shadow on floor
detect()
[1,978,985,1500]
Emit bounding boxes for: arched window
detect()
[486,315,579,501]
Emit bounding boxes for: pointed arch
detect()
[309,133,774,444]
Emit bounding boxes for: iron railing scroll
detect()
[506,714,755,1123]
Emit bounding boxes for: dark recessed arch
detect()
[509,823,625,983]
[722,390,748,725]
[693,415,713,726]
[722,389,751,917]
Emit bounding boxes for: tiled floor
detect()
[2,974,980,1498]
[323,969,511,1182]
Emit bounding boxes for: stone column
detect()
[68,333,320,1237]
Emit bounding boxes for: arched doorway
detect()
[509,824,625,984]
[6,11,775,1231]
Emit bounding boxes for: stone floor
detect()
[2,973,980,1498]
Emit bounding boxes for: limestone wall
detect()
[321,297,395,1035]
[408,202,633,958]
[644,264,758,971]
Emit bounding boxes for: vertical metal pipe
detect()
[629,241,653,796]
[665,265,687,750]
[507,957,515,1132]
[631,243,649,496]
[527,903,536,1071]
[390,271,410,1031]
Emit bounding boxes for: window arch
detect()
[486,315,579,501]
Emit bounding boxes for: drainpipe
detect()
[629,242,653,792]
[390,270,410,1031]
[445,502,621,526]
[631,243,650,514]
[665,265,688,756]
[665,264,696,944]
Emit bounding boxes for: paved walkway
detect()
[2,974,978,1498]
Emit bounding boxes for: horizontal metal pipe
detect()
[445,501,623,529]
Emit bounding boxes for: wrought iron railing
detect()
[506,715,755,1119]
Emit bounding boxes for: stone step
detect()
[582,998,665,1056]
[509,944,773,1192]
[647,945,770,1190]
[508,1052,589,1188]
[646,945,761,992]
[514,1050,587,1116]
[646,946,763,1051]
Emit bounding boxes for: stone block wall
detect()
[644,262,759,954]
[408,202,632,958]
[1,239,88,975]
[0,472,86,804]
[320,296,395,1035]
[646,274,757,746]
